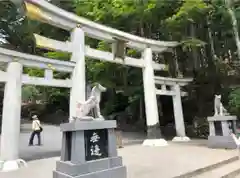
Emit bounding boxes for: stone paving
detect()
[0,122,145,161]
[0,143,237,178]
[0,123,238,178]
[17,123,145,161]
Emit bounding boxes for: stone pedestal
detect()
[207,116,237,149]
[143,124,168,147]
[53,120,127,178]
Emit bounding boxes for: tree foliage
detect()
[2,0,240,130]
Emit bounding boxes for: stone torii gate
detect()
[0,0,191,171]
[0,47,74,171]
[154,76,192,142]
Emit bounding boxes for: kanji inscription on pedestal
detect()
[84,129,108,161]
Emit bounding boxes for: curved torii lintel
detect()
[24,0,178,52]
[154,76,193,97]
[0,47,75,72]
[154,76,193,86]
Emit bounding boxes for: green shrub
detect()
[192,116,209,138]
[228,88,240,117]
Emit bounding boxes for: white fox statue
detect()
[71,83,106,121]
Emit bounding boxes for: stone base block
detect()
[53,156,126,178]
[142,139,168,147]
[208,136,237,149]
[172,136,190,142]
[0,159,27,172]
[53,165,126,178]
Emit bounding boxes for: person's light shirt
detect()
[32,120,41,131]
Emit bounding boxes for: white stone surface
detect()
[75,84,106,121]
[142,139,168,147]
[142,48,160,128]
[0,47,75,72]
[172,136,191,142]
[69,27,86,121]
[0,62,23,161]
[209,121,216,136]
[207,115,237,121]
[0,159,27,172]
[214,94,229,116]
[222,121,230,136]
[172,84,186,137]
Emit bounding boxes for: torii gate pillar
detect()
[0,62,26,171]
[69,26,86,122]
[142,48,168,146]
[171,84,189,142]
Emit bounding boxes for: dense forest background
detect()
[1,0,240,138]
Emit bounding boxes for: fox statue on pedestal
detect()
[214,95,229,116]
[71,83,106,122]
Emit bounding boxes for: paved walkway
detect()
[0,143,237,178]
[9,124,61,161]
[1,123,145,161]
[0,123,238,178]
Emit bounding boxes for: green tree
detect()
[0,0,35,53]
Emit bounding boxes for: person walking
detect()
[28,115,42,146]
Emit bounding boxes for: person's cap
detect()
[32,115,38,119]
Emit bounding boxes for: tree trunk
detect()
[206,15,216,63]
[190,23,200,70]
[174,49,182,77]
[225,0,240,59]
[169,33,181,77]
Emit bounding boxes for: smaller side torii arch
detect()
[154,76,192,142]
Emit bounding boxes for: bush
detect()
[228,88,240,117]
[192,116,209,138]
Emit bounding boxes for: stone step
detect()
[194,159,240,178]
[174,156,238,178]
[234,172,240,178]
[55,157,123,176]
[223,167,240,178]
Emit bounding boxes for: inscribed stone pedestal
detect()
[53,120,127,178]
[207,116,237,149]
